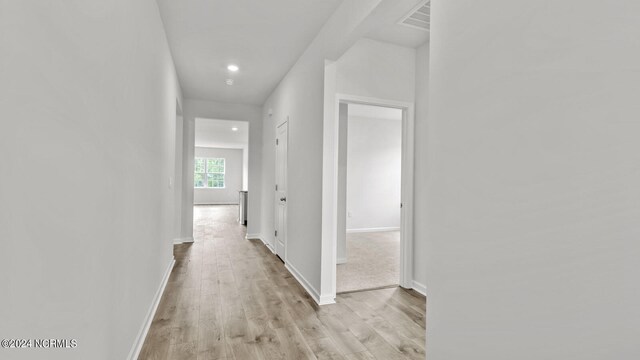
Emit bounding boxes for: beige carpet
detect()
[336,231,400,293]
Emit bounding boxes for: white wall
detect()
[337,103,349,263]
[330,37,416,291]
[182,99,262,238]
[426,0,640,358]
[336,38,416,102]
[261,0,387,303]
[346,115,402,232]
[0,1,182,359]
[413,42,429,292]
[194,147,244,205]
[173,109,184,242]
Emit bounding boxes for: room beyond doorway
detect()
[337,231,400,293]
[336,102,404,294]
[193,118,249,208]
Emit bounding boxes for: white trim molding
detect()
[193,202,239,206]
[247,234,276,254]
[127,259,175,360]
[412,280,427,297]
[346,227,401,234]
[173,237,194,244]
[286,262,335,306]
[321,92,416,303]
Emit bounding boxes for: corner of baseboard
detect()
[127,258,175,360]
[336,257,347,264]
[318,294,336,305]
[173,237,194,244]
[247,234,275,254]
[285,262,324,306]
[412,280,427,296]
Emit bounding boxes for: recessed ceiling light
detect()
[227,64,239,72]
[226,79,234,85]
[231,127,239,131]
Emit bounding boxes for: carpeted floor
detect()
[336,231,400,293]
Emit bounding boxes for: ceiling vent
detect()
[399,0,430,32]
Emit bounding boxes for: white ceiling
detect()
[195,119,249,149]
[156,0,343,105]
[348,104,403,121]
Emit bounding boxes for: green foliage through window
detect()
[194,157,225,188]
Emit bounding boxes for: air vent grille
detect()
[399,0,430,31]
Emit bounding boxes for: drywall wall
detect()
[427,0,640,358]
[412,41,429,292]
[336,103,349,263]
[328,38,416,293]
[173,110,185,243]
[0,1,182,359]
[193,147,244,205]
[336,38,416,102]
[182,99,262,238]
[261,0,386,303]
[346,115,402,232]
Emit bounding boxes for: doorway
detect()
[274,120,288,261]
[336,103,404,293]
[322,94,415,301]
[191,118,250,241]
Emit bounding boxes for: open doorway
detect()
[322,92,415,301]
[336,103,404,293]
[193,118,249,233]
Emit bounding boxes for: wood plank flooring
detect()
[139,205,426,360]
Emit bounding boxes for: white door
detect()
[275,121,288,260]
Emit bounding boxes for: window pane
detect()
[195,158,205,173]
[207,159,225,173]
[208,173,223,181]
[208,179,224,188]
[206,159,215,171]
[206,174,224,188]
[194,173,205,187]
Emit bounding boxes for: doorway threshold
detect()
[336,284,398,295]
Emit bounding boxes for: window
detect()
[194,158,225,188]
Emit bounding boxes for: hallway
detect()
[139,205,425,360]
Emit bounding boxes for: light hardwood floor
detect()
[139,205,426,360]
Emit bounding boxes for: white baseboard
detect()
[173,237,194,244]
[127,258,175,360]
[246,234,275,254]
[319,294,336,305]
[337,257,347,264]
[264,241,275,254]
[412,280,427,296]
[194,202,238,205]
[346,227,401,234]
[285,262,334,305]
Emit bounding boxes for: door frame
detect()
[321,93,415,303]
[274,119,289,263]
